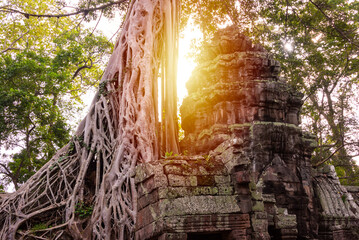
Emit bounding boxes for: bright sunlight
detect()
[84,16,203,108]
[177,23,203,103]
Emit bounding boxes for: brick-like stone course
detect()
[135,154,249,239]
[135,25,359,240]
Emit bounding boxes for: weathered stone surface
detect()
[158,233,187,240]
[346,185,359,204]
[135,25,359,240]
[180,26,303,155]
[177,25,322,240]
[159,195,241,216]
[314,166,359,239]
[134,153,247,239]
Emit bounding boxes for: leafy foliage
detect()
[75,201,93,219]
[0,0,113,190]
[31,223,48,231]
[76,0,130,21]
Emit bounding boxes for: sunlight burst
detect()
[177,24,203,103]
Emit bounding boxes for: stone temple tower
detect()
[134,26,359,240]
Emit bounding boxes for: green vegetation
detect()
[341,194,347,203]
[164,151,180,158]
[0,0,113,190]
[31,223,48,231]
[75,201,94,219]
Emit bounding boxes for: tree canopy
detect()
[0,0,114,190]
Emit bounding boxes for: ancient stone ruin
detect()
[134,26,359,239]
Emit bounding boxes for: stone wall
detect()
[314,166,359,239]
[134,156,251,239]
[179,26,318,239]
[346,185,359,204]
[134,26,359,240]
[180,27,302,155]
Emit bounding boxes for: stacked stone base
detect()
[135,157,251,240]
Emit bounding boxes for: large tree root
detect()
[0,0,179,239]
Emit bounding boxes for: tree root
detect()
[0,0,179,239]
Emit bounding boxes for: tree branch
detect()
[0,163,13,178]
[1,30,29,54]
[308,0,359,49]
[72,59,93,79]
[89,9,103,37]
[0,0,128,19]
[313,144,345,167]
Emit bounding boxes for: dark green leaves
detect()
[0,26,113,189]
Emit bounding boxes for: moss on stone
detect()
[252,201,265,212]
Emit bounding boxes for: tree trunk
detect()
[0,0,179,239]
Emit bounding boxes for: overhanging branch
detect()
[1,30,29,54]
[0,0,128,19]
[308,0,359,50]
[313,144,344,167]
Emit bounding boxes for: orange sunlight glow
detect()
[177,24,203,104]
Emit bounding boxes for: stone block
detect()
[253,212,267,219]
[135,163,153,184]
[197,175,215,186]
[252,201,265,212]
[275,214,297,229]
[135,162,165,184]
[251,218,268,232]
[218,186,234,195]
[251,190,262,201]
[264,203,276,216]
[185,176,198,187]
[235,171,251,183]
[252,232,271,240]
[238,199,252,213]
[158,233,187,240]
[198,166,210,175]
[159,195,241,216]
[215,175,231,184]
[137,203,161,229]
[137,175,167,197]
[164,165,183,175]
[168,174,186,187]
[158,187,189,199]
[227,229,248,240]
[162,213,250,234]
[138,189,159,210]
[262,194,276,203]
[280,228,298,236]
[135,219,164,240]
[192,186,219,195]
